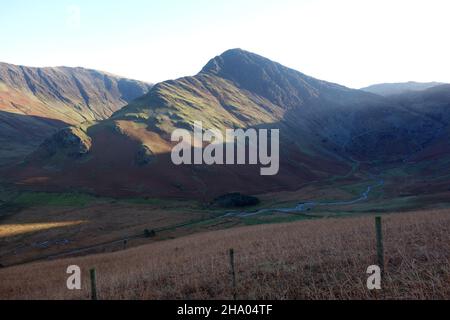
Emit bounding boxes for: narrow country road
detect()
[225,177,385,218]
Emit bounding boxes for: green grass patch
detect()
[339,180,373,196]
[120,197,202,210]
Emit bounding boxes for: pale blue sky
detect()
[1,0,449,88]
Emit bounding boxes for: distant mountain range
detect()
[4,49,449,200]
[0,49,450,200]
[0,62,152,165]
[361,81,445,96]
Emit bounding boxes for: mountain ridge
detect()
[7,49,450,200]
[361,81,445,96]
[0,62,152,166]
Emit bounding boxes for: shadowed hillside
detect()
[0,63,152,165]
[361,81,444,96]
[8,49,450,199]
[0,111,67,167]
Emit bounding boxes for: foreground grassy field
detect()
[1,209,449,299]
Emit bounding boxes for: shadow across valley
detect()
[0,110,69,168]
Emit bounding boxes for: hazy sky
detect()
[1,0,449,88]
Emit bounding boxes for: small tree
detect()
[144,229,156,238]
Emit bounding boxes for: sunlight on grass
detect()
[0,221,86,238]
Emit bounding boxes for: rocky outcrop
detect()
[41,127,92,158]
[135,145,155,166]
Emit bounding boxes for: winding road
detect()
[224,121,444,219]
[224,177,385,218]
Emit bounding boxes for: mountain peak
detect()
[199,49,349,109]
[200,48,275,75]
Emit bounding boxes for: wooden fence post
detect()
[375,216,384,272]
[90,268,98,300]
[229,249,237,300]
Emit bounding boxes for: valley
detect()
[1,49,450,300]
[2,156,450,269]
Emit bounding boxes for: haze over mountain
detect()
[361,81,444,97]
[0,63,152,166]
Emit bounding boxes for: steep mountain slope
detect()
[0,62,152,166]
[9,49,450,199]
[361,81,444,96]
[392,85,450,177]
[199,51,445,162]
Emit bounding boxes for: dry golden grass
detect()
[0,209,449,300]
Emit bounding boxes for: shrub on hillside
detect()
[144,229,156,238]
[212,193,260,208]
